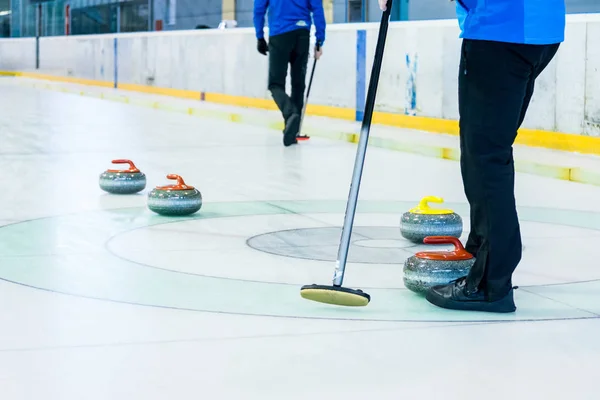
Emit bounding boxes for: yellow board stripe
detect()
[118,83,202,99]
[203,92,277,109]
[4,70,600,157]
[18,71,114,88]
[371,111,600,156]
[372,112,458,135]
[517,128,600,155]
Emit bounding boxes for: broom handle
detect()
[298,44,319,135]
[332,0,393,287]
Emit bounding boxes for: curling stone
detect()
[99,159,146,194]
[400,196,462,243]
[147,174,202,216]
[403,236,475,294]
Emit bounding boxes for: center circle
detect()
[246,226,445,264]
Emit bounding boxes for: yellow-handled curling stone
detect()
[300,0,395,307]
[400,196,463,243]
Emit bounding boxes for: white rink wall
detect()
[1,14,599,137]
[0,38,37,71]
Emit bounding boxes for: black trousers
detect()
[459,39,560,299]
[268,28,310,121]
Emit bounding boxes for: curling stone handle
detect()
[112,159,137,168]
[416,236,473,261]
[418,196,444,211]
[108,159,140,173]
[423,236,468,253]
[166,174,186,185]
[160,174,194,190]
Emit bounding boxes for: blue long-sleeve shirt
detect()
[253,0,326,46]
[455,0,565,45]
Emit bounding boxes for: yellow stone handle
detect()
[419,196,442,211]
[409,196,453,215]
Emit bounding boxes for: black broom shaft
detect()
[299,45,319,135]
[333,0,393,287]
[306,57,317,99]
[361,6,391,131]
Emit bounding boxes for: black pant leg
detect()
[268,32,296,120]
[459,39,558,299]
[289,29,310,116]
[458,40,483,257]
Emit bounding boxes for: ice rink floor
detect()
[1,77,600,399]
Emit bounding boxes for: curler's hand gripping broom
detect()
[300,0,393,307]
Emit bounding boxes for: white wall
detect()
[1,14,599,137]
[0,38,36,71]
[39,35,116,81]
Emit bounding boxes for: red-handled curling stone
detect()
[147,174,202,216]
[99,159,146,194]
[403,236,475,294]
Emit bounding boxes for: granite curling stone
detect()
[147,174,202,216]
[403,236,475,294]
[400,196,463,244]
[99,159,147,194]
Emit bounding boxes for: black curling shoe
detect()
[283,114,299,147]
[426,277,517,313]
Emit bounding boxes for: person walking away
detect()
[379,0,565,312]
[254,0,326,147]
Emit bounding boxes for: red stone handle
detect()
[423,236,464,250]
[416,236,473,261]
[156,174,194,190]
[107,159,140,173]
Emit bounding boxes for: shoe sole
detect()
[283,114,300,147]
[425,289,517,313]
